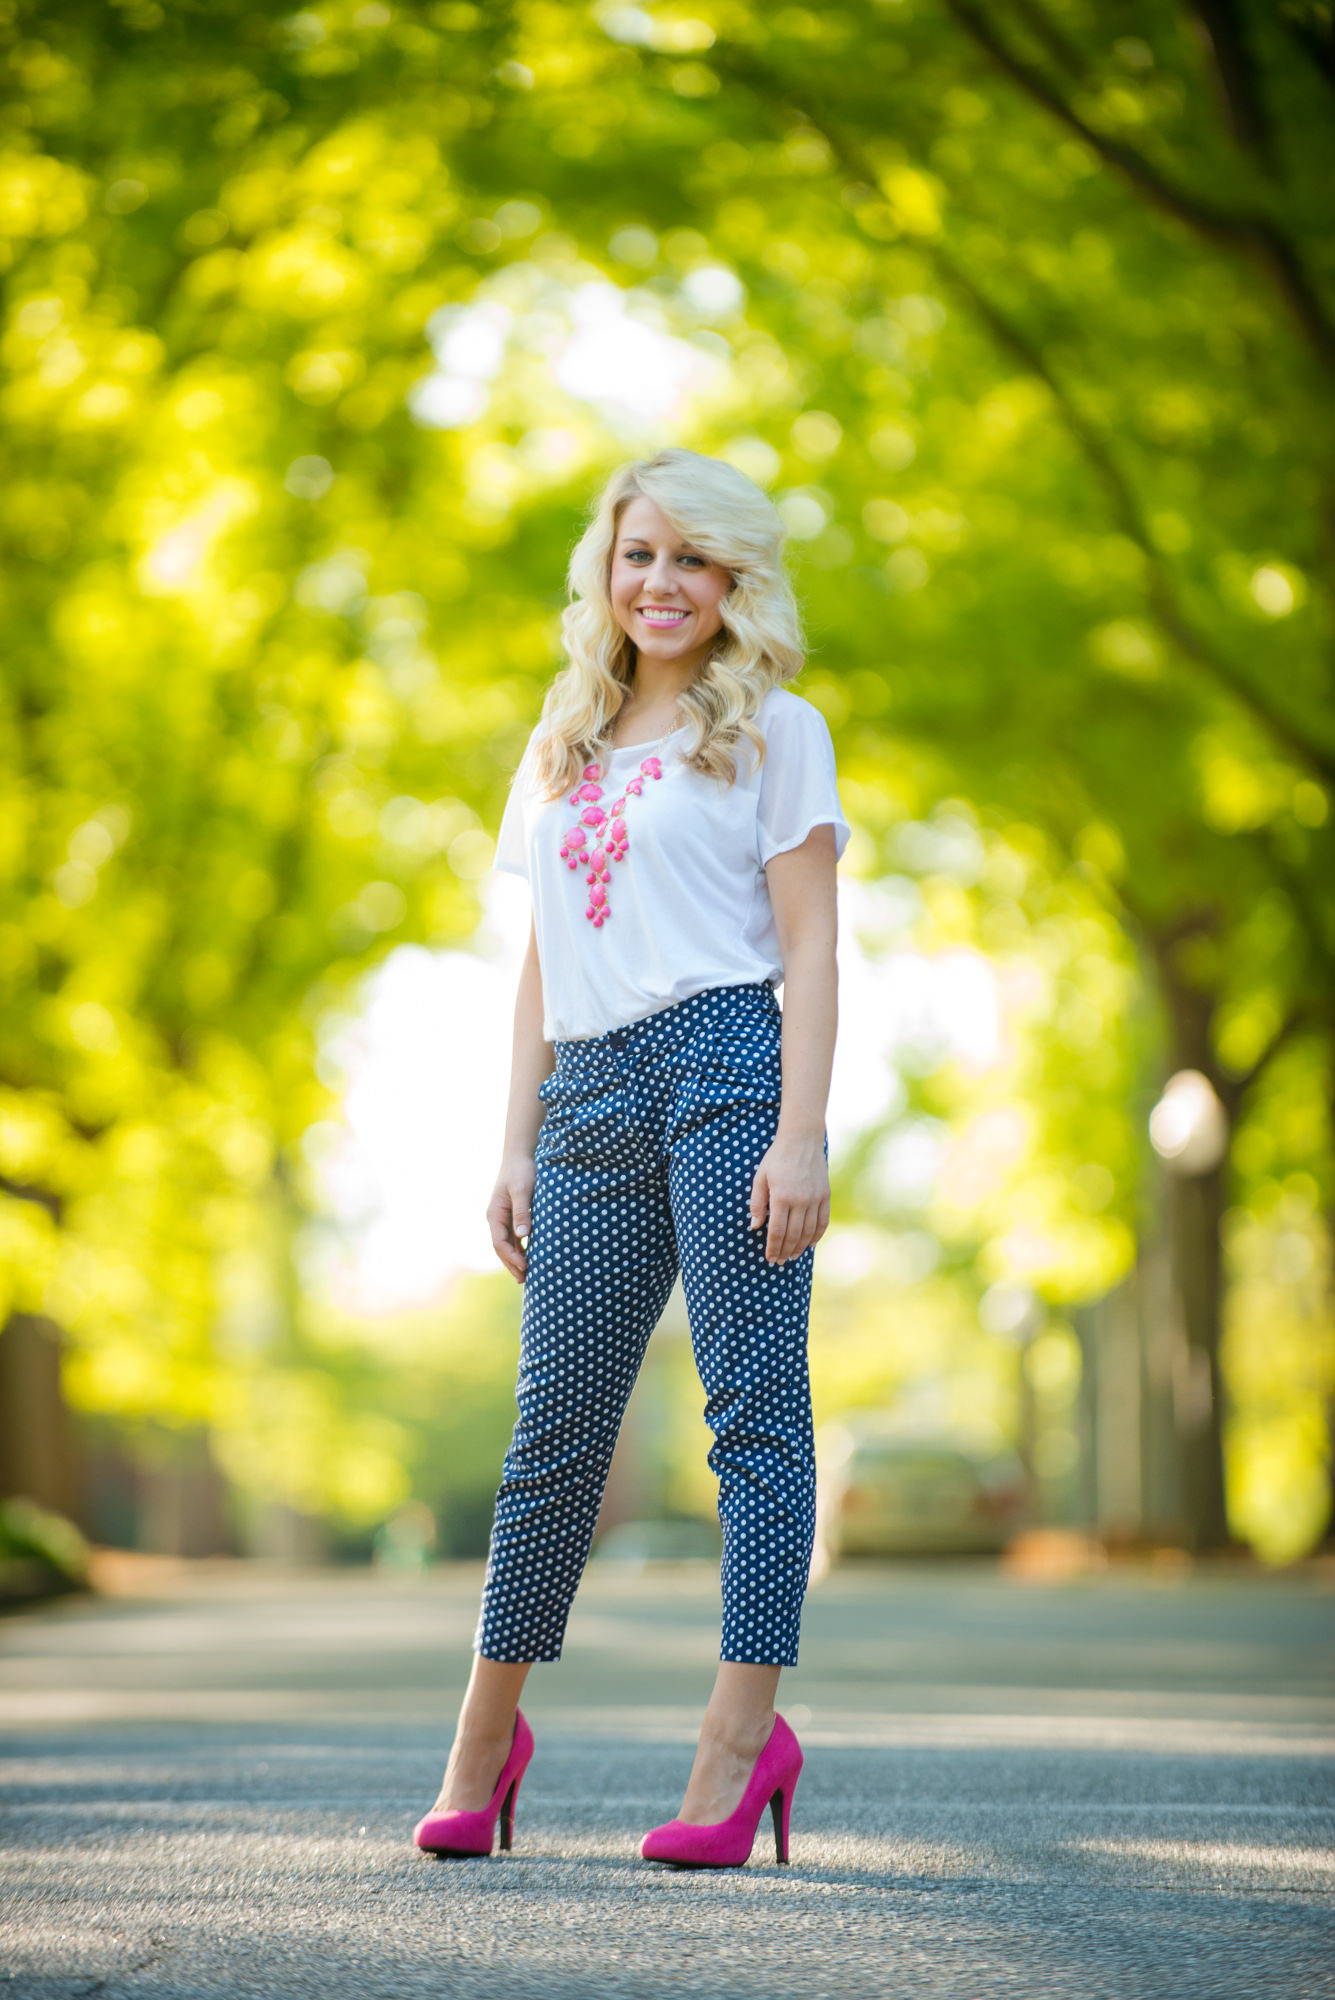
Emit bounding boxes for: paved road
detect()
[2,1558,1333,1998]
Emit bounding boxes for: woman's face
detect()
[609,494,732,677]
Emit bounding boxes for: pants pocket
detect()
[700,1016,782,1109]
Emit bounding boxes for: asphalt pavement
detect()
[2,1556,1333,1998]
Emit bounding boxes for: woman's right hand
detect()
[488,1154,536,1284]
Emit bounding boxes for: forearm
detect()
[776,933,837,1142]
[502,925,555,1159]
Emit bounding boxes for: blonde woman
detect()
[413,446,849,1869]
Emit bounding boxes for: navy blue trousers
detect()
[475,980,820,1667]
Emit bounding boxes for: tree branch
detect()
[943,0,1335,371]
[1189,0,1278,171]
[948,249,1335,780]
[729,56,1335,786]
[703,39,1335,784]
[1001,0,1088,82]
[0,1174,63,1223]
[1276,2,1335,92]
[1219,994,1324,1110]
[691,38,1335,780]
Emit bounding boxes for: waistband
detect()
[553,980,780,1068]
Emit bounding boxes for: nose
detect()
[643,552,680,594]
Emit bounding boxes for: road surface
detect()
[2,1557,1333,1997]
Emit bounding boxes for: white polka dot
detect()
[474,982,820,1668]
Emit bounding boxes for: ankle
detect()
[454,1711,516,1750]
[699,1704,775,1758]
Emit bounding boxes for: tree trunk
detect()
[1136,1226,1184,1541]
[0,1313,82,1523]
[1157,960,1232,1551]
[1168,1161,1231,1549]
[1323,1065,1335,1551]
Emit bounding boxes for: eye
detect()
[621,548,708,565]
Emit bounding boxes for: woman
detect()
[412,445,849,1869]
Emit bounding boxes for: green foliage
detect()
[0,1495,90,1597]
[2,0,548,1466]
[2,0,1331,1555]
[298,1273,521,1545]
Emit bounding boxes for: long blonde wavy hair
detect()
[530,447,805,799]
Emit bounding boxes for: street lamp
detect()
[1148,1068,1228,1176]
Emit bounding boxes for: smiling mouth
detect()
[638,608,690,626]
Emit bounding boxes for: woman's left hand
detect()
[749,1131,830,1265]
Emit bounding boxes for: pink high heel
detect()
[640,1713,803,1868]
[413,1709,535,1858]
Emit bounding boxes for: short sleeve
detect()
[756,693,852,867]
[493,733,539,881]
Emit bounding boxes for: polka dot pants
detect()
[474,980,821,1668]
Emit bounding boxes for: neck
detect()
[627,653,705,708]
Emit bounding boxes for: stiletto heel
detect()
[640,1713,803,1869]
[770,1784,792,1864]
[413,1709,535,1859]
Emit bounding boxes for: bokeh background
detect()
[2,0,1332,1595]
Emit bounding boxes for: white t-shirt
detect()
[493,685,851,1043]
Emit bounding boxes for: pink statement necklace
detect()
[558,754,663,926]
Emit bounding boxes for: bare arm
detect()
[749,824,839,1264]
[487,914,555,1284]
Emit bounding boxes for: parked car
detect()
[813,1411,1029,1569]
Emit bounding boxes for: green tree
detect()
[471,0,1334,1547]
[3,0,1330,1554]
[1,0,547,1514]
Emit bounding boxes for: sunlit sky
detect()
[304,872,1004,1314]
[406,273,739,439]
